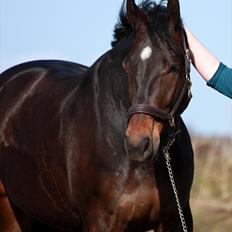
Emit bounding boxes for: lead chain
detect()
[163,150,188,232]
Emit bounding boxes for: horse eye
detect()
[168,66,179,75]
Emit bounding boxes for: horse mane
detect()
[111,0,183,50]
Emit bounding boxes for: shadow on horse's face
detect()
[123,0,189,162]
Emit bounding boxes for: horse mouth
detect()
[124,115,162,162]
[124,137,153,162]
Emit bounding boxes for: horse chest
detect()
[93,168,160,230]
[116,185,160,222]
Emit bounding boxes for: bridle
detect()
[128,32,192,128]
[127,30,192,153]
[127,31,192,232]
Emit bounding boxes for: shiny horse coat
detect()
[0,0,194,231]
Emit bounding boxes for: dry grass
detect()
[190,136,232,232]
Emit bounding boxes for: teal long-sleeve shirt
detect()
[207,62,232,99]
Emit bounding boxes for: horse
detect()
[0,0,194,231]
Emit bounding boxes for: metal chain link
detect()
[163,149,188,232]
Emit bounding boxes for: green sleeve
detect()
[207,62,232,99]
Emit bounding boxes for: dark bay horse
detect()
[0,0,194,231]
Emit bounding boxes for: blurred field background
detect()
[190,135,232,232]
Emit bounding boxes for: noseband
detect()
[128,33,192,128]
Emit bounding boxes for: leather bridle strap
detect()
[128,78,190,123]
[128,31,192,127]
[128,104,170,120]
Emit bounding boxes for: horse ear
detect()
[167,0,181,32]
[126,0,146,29]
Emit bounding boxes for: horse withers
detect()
[0,0,194,231]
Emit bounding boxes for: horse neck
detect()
[67,39,131,153]
[80,39,132,119]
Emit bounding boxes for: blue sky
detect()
[0,0,231,136]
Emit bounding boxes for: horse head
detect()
[123,0,191,162]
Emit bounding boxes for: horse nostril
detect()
[125,135,152,161]
[140,137,150,154]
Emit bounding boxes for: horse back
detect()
[0,59,88,151]
[0,60,87,84]
[0,59,88,99]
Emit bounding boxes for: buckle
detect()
[169,113,175,128]
[185,49,192,63]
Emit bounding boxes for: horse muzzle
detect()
[124,114,162,162]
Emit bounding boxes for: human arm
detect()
[184,26,220,81]
[185,26,232,99]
